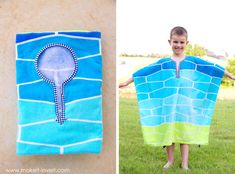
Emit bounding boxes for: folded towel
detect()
[133,56,224,146]
[16,31,103,155]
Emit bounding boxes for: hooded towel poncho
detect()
[16,31,103,155]
[133,56,224,146]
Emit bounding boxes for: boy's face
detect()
[168,34,188,56]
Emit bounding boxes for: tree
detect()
[184,44,207,57]
[222,59,235,86]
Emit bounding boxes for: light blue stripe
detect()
[136,83,150,93]
[180,70,211,82]
[138,98,163,109]
[149,82,164,90]
[141,116,164,126]
[208,84,219,93]
[150,88,177,98]
[134,77,146,85]
[194,83,210,92]
[207,94,217,101]
[179,88,206,99]
[212,77,222,85]
[139,110,151,117]
[152,107,162,115]
[147,70,174,82]
[141,115,211,126]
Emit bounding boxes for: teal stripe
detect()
[17,142,59,155]
[20,121,102,146]
[65,97,102,120]
[18,101,55,124]
[64,140,102,154]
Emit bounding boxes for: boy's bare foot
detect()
[180,163,189,170]
[163,161,174,169]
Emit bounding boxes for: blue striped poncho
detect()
[133,56,224,146]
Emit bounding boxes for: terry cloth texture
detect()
[133,56,224,146]
[16,31,103,155]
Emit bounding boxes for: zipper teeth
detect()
[176,62,180,78]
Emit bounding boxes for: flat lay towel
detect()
[16,31,102,155]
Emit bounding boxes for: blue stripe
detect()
[16,32,54,43]
[65,79,101,102]
[58,31,101,38]
[16,61,40,84]
[17,36,100,59]
[16,56,102,84]
[197,65,214,76]
[180,61,196,70]
[19,81,54,102]
[75,55,102,79]
[19,79,101,103]
[133,64,161,77]
[187,56,213,65]
[162,61,175,69]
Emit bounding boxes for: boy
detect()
[119,26,235,170]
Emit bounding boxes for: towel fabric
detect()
[16,31,103,155]
[133,56,224,146]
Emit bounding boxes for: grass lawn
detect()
[119,98,235,174]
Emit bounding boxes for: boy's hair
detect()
[170,26,188,39]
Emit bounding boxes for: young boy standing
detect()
[119,26,235,170]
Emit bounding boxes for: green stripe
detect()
[142,122,210,146]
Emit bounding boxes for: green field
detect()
[119,98,235,174]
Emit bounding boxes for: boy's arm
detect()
[224,70,235,80]
[119,77,134,88]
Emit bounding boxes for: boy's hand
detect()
[224,70,235,80]
[119,82,128,88]
[119,77,134,88]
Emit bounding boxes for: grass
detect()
[119,98,235,174]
